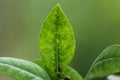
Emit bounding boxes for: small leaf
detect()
[33,59,54,78]
[64,66,83,80]
[34,59,56,79]
[33,59,46,70]
[0,57,51,80]
[85,44,120,80]
[39,3,75,77]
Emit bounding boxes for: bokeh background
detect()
[0,0,120,80]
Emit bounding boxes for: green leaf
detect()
[64,66,83,80]
[85,44,120,80]
[33,59,46,71]
[33,60,83,80]
[0,57,51,80]
[39,3,75,77]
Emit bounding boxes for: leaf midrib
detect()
[92,56,120,66]
[92,45,120,65]
[55,7,60,73]
[0,62,44,80]
[85,58,120,80]
[93,57,120,67]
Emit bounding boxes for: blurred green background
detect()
[0,0,120,80]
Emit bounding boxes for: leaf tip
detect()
[55,3,62,10]
[56,3,61,7]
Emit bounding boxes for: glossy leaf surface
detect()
[0,57,51,80]
[39,3,75,77]
[85,44,120,80]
